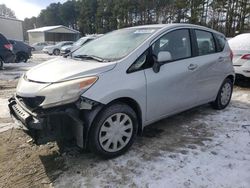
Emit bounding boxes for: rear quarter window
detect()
[215,34,226,52]
[0,33,9,45]
[9,40,16,45]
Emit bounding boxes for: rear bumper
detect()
[8,96,85,147]
[42,49,49,54]
[234,65,250,78]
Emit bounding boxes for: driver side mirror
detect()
[153,51,172,73]
[157,51,172,63]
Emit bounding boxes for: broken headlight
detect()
[39,76,98,108]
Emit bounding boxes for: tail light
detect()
[4,44,13,51]
[230,49,233,61]
[241,54,250,60]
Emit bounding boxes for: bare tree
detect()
[0,4,16,19]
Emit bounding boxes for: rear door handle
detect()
[188,64,198,70]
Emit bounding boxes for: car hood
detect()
[26,57,116,83]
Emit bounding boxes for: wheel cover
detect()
[99,113,133,152]
[18,55,25,62]
[54,49,59,55]
[221,82,232,106]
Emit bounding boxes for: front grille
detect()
[17,96,45,109]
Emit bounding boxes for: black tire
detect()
[0,58,3,70]
[53,49,60,56]
[89,103,138,158]
[211,78,233,110]
[15,52,28,63]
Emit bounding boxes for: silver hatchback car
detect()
[9,24,234,158]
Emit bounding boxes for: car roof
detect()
[127,23,224,36]
[60,41,73,43]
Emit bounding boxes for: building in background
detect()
[27,25,80,44]
[0,16,23,41]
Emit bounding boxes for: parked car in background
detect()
[60,35,101,55]
[0,33,15,69]
[9,24,234,158]
[31,42,49,51]
[43,41,74,55]
[9,40,32,63]
[228,33,250,79]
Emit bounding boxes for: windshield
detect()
[56,42,64,46]
[74,38,89,46]
[229,34,250,51]
[72,28,159,61]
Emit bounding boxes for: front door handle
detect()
[188,63,198,70]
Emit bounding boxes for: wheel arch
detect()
[226,74,235,84]
[82,97,143,148]
[107,97,143,135]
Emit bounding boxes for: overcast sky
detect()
[0,0,67,20]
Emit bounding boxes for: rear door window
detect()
[195,30,216,56]
[214,34,226,52]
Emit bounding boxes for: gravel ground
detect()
[0,54,249,188]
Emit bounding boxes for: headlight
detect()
[39,76,98,108]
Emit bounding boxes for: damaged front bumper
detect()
[8,95,85,148]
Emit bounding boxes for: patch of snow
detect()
[0,98,10,119]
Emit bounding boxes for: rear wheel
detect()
[0,58,3,70]
[89,103,138,158]
[53,49,60,56]
[15,52,28,63]
[211,78,233,110]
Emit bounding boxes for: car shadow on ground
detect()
[234,78,250,88]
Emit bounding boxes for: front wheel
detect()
[53,49,60,56]
[89,103,138,158]
[211,78,233,110]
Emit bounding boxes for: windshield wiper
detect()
[73,54,108,62]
